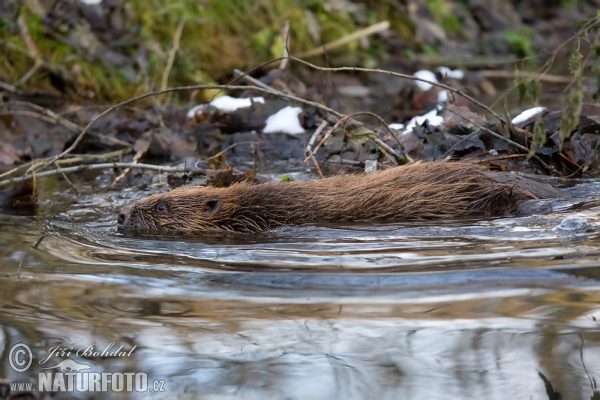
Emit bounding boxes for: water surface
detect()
[2,172,600,399]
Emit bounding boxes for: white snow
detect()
[437,90,448,104]
[186,105,204,118]
[263,106,305,134]
[388,123,405,130]
[186,96,265,118]
[511,107,546,125]
[79,0,102,4]
[209,96,264,112]
[403,109,444,135]
[413,70,438,91]
[438,66,464,80]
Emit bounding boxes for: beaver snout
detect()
[117,205,131,228]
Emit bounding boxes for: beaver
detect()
[116,162,567,234]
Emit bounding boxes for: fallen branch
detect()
[441,106,553,172]
[296,21,390,59]
[0,163,190,188]
[478,70,573,84]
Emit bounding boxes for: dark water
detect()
[2,171,600,399]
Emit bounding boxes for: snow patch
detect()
[263,106,305,134]
[413,70,438,91]
[511,107,546,125]
[437,90,449,104]
[403,109,444,135]
[209,96,264,112]
[186,96,265,118]
[388,123,405,130]
[438,66,464,80]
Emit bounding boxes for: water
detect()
[2,171,600,399]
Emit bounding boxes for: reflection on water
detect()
[1,177,600,399]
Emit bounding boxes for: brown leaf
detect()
[443,105,487,130]
[0,143,21,165]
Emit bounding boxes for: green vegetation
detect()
[0,0,371,103]
[424,0,462,34]
[505,27,534,58]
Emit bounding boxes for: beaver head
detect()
[117,187,228,234]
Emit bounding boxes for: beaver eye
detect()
[156,203,167,213]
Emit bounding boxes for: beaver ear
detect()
[203,199,221,214]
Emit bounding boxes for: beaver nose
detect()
[117,205,131,226]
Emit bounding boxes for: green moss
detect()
[505,27,535,58]
[424,0,462,35]
[0,0,390,103]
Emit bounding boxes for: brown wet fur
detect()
[117,162,541,234]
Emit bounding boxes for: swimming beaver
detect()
[116,162,566,234]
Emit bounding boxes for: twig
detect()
[442,106,553,172]
[1,101,131,147]
[306,120,329,154]
[111,137,149,186]
[160,18,185,93]
[478,70,573,84]
[296,21,390,59]
[0,80,17,93]
[0,163,190,188]
[0,111,59,125]
[489,18,598,110]
[371,137,403,165]
[579,334,595,391]
[57,148,134,165]
[323,158,362,166]
[304,116,348,162]
[348,111,404,151]
[470,154,528,163]
[279,20,290,70]
[54,162,79,195]
[232,68,406,163]
[207,141,258,162]
[305,121,329,174]
[310,156,324,178]
[5,101,81,131]
[0,83,344,182]
[16,12,42,87]
[288,56,508,124]
[233,69,278,93]
[14,63,41,87]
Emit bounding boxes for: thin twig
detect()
[304,116,348,162]
[233,69,278,93]
[207,141,258,162]
[1,101,131,147]
[16,12,42,87]
[296,21,390,59]
[348,111,404,151]
[305,121,329,174]
[0,83,344,182]
[306,120,329,154]
[489,18,598,110]
[0,163,190,187]
[0,80,17,92]
[0,111,59,125]
[54,162,79,195]
[111,137,149,186]
[279,20,290,70]
[57,148,134,165]
[478,70,573,84]
[442,106,553,172]
[288,56,507,124]
[160,18,185,93]
[310,156,324,178]
[469,154,528,163]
